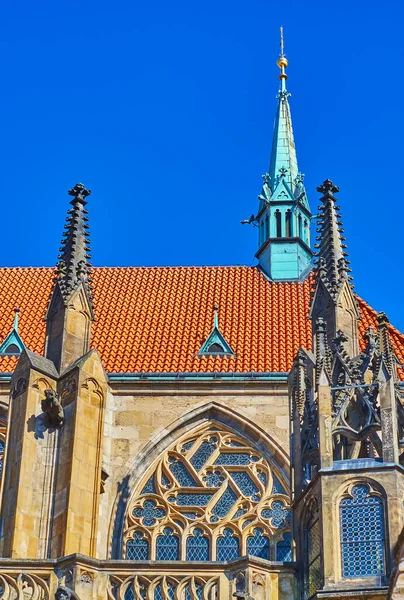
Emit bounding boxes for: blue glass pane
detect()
[276,532,292,561]
[217,528,240,561]
[229,440,244,447]
[261,501,290,528]
[133,500,166,526]
[204,470,225,487]
[124,587,135,600]
[156,528,180,560]
[126,532,149,560]
[169,458,198,487]
[272,473,287,495]
[169,493,213,506]
[190,438,218,471]
[154,585,162,600]
[233,506,247,519]
[168,583,175,600]
[211,486,237,520]
[257,470,267,486]
[141,475,156,494]
[340,484,385,577]
[230,471,259,499]
[186,528,210,560]
[161,472,171,489]
[247,528,270,560]
[182,440,195,453]
[214,453,255,466]
[0,440,4,451]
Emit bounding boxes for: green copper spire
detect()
[268,27,299,193]
[242,28,313,281]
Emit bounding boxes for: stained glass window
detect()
[0,439,4,475]
[217,528,240,561]
[126,532,149,560]
[186,528,210,561]
[340,484,385,578]
[247,528,270,559]
[156,527,180,560]
[123,424,290,561]
[276,532,292,561]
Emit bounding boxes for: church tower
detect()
[254,28,313,280]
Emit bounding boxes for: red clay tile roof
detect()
[0,266,403,378]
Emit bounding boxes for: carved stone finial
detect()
[316,179,340,195]
[68,182,91,204]
[377,311,390,326]
[279,167,288,177]
[41,389,64,428]
[333,330,349,351]
[262,172,271,185]
[294,172,305,186]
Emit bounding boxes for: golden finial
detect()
[277,26,288,71]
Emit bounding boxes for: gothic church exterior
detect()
[0,42,403,600]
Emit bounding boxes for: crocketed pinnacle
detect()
[54,183,94,311]
[313,180,353,298]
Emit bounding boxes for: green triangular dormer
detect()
[0,309,25,355]
[198,308,235,357]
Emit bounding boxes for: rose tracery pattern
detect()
[123,424,291,561]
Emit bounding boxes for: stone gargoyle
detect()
[42,389,64,428]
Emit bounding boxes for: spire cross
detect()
[280,26,285,58]
[68,182,91,205]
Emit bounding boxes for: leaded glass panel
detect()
[247,527,270,559]
[124,423,290,561]
[186,528,210,560]
[126,532,149,560]
[217,528,240,561]
[276,532,292,561]
[156,527,180,560]
[340,484,385,578]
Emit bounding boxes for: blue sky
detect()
[1,0,404,330]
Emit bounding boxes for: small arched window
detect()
[285,210,292,237]
[340,484,385,578]
[126,531,149,560]
[260,220,265,245]
[265,215,269,240]
[186,528,209,561]
[207,343,224,353]
[4,344,20,354]
[247,527,270,559]
[298,214,303,239]
[217,528,240,561]
[156,527,180,560]
[304,219,309,244]
[275,211,282,237]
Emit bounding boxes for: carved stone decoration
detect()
[55,586,81,600]
[41,389,64,428]
[79,571,92,585]
[0,573,50,600]
[11,377,27,399]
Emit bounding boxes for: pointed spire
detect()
[268,27,299,193]
[313,180,353,298]
[377,312,396,380]
[54,183,94,313]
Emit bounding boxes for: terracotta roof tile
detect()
[0,266,402,379]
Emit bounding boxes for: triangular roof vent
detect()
[198,306,235,357]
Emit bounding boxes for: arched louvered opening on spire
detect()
[275,211,282,237]
[285,210,292,237]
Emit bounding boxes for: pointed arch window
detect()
[275,210,282,237]
[186,527,210,561]
[285,210,292,237]
[340,484,385,578]
[298,214,303,239]
[276,531,292,561]
[156,527,180,560]
[265,215,269,240]
[122,424,290,562]
[304,500,322,599]
[217,528,240,561]
[126,531,149,560]
[247,527,270,559]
